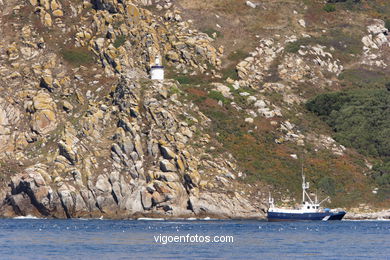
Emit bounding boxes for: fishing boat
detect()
[267,174,346,221]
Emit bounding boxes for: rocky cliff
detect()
[0,0,267,219]
[0,0,390,219]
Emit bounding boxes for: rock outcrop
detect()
[345,210,390,220]
[0,76,265,219]
[0,0,389,219]
[361,19,390,68]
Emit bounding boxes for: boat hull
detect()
[267,211,346,222]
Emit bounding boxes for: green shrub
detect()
[324,29,363,55]
[174,75,193,85]
[386,82,390,91]
[306,89,390,158]
[173,74,208,85]
[113,35,126,48]
[61,48,94,65]
[385,19,390,30]
[284,38,312,53]
[343,0,361,10]
[169,86,181,95]
[112,20,124,29]
[339,69,390,89]
[221,67,239,80]
[373,161,390,186]
[287,30,362,56]
[326,0,361,11]
[323,4,336,12]
[285,41,301,53]
[174,75,191,84]
[318,176,336,195]
[208,90,229,104]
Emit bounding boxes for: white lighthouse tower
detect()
[150,56,164,80]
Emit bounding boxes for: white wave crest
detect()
[13,215,40,219]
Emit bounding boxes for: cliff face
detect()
[0,77,263,219]
[0,0,265,219]
[0,0,389,219]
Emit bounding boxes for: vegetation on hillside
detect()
[306,89,390,191]
[306,89,390,157]
[173,0,390,207]
[165,69,372,206]
[113,35,127,48]
[339,69,390,90]
[323,3,336,13]
[61,47,94,65]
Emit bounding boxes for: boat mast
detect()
[302,173,305,203]
[301,155,306,203]
[268,192,275,209]
[301,153,313,204]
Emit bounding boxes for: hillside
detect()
[0,0,389,219]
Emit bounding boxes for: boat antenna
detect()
[300,151,313,204]
[300,147,305,181]
[301,152,305,203]
[268,192,274,209]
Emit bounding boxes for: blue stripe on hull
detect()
[267,211,346,221]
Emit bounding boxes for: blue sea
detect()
[0,218,389,259]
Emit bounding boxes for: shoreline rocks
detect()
[344,210,390,220]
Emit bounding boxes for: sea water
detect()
[0,218,389,259]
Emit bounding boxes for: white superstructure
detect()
[268,174,329,214]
